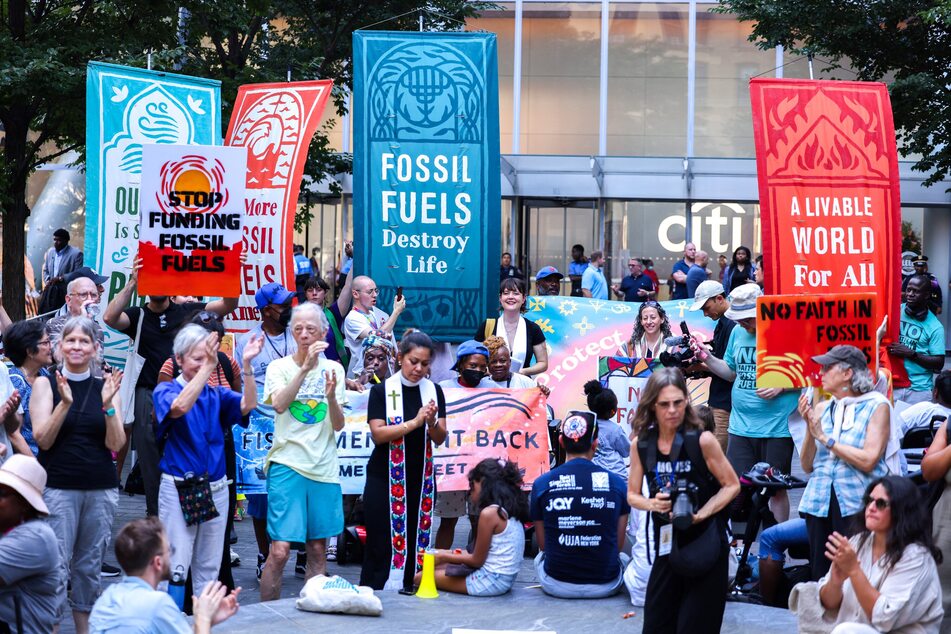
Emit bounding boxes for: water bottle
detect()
[168,565,186,610]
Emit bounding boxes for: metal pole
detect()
[419,10,424,32]
[598,0,609,156]
[775,45,784,78]
[686,0,696,160]
[808,53,814,80]
[287,66,292,82]
[147,49,152,70]
[512,0,524,154]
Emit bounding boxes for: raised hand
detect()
[212,586,241,625]
[0,391,21,422]
[302,341,327,371]
[393,294,406,315]
[203,332,221,368]
[127,256,143,287]
[55,372,74,405]
[242,334,264,363]
[415,399,438,428]
[324,370,337,400]
[101,370,124,407]
[193,581,228,628]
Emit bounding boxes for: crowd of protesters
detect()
[0,229,950,634]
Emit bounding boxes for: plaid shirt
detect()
[799,395,889,517]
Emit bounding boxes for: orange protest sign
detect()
[436,388,551,491]
[756,293,877,388]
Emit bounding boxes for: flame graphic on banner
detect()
[757,353,808,388]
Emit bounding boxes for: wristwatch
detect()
[825,437,836,450]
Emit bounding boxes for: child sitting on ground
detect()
[418,458,527,596]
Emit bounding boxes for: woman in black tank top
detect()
[627,368,740,634]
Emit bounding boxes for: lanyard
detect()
[263,331,287,359]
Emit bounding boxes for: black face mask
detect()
[277,306,292,328]
[460,369,487,387]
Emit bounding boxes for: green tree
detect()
[716,0,951,188]
[1,0,179,319]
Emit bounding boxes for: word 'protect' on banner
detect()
[524,296,718,416]
[137,145,246,296]
[85,62,221,367]
[353,31,501,341]
[224,81,332,332]
[755,293,878,388]
[234,388,550,495]
[749,78,902,380]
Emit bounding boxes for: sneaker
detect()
[295,551,306,579]
[326,543,337,562]
[230,549,240,567]
[256,553,265,580]
[101,563,121,577]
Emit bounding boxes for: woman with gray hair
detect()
[258,301,346,600]
[30,316,124,634]
[151,324,262,607]
[796,345,891,581]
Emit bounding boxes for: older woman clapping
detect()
[797,345,890,582]
[152,325,262,606]
[31,316,124,634]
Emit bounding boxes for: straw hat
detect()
[0,455,49,515]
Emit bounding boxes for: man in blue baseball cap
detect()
[535,266,564,296]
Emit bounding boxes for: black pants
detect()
[804,492,860,581]
[642,543,730,634]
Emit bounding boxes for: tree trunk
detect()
[2,111,30,322]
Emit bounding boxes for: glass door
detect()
[522,198,599,296]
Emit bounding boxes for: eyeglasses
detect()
[865,496,890,511]
[70,291,100,300]
[361,288,379,295]
[194,311,222,324]
[643,300,661,308]
[36,339,52,348]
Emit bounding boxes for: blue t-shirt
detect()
[153,380,243,480]
[592,418,631,479]
[670,260,691,300]
[686,264,708,298]
[568,260,588,277]
[293,254,313,277]
[582,265,608,300]
[529,458,630,584]
[619,274,654,302]
[899,303,945,392]
[723,327,799,438]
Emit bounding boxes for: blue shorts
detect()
[757,518,808,562]
[246,493,268,520]
[465,568,517,597]
[266,463,343,542]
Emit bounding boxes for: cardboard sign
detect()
[755,293,878,388]
[137,144,246,296]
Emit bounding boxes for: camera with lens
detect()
[669,477,699,530]
[659,321,696,370]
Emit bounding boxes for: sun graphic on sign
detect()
[155,155,228,214]
[757,353,808,388]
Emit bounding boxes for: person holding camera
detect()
[618,301,673,360]
[628,368,739,634]
[695,283,799,522]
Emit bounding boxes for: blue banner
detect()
[85,62,220,365]
[353,31,501,341]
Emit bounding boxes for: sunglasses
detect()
[195,311,223,323]
[865,495,890,511]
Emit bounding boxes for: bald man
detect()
[342,276,406,378]
[686,250,710,299]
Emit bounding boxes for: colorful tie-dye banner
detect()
[523,296,718,417]
[234,387,549,495]
[85,62,221,366]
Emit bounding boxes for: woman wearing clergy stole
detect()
[474,277,548,378]
[360,330,448,591]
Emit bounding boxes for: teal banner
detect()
[353,31,501,341]
[85,62,220,365]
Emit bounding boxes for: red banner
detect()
[755,293,878,388]
[224,81,332,331]
[750,79,904,382]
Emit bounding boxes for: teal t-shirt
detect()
[899,304,945,392]
[723,327,799,438]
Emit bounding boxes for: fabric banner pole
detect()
[749,78,904,382]
[352,31,501,342]
[224,81,333,332]
[85,62,221,366]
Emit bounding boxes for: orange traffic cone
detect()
[415,551,439,599]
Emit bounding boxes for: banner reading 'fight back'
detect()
[353,31,501,341]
